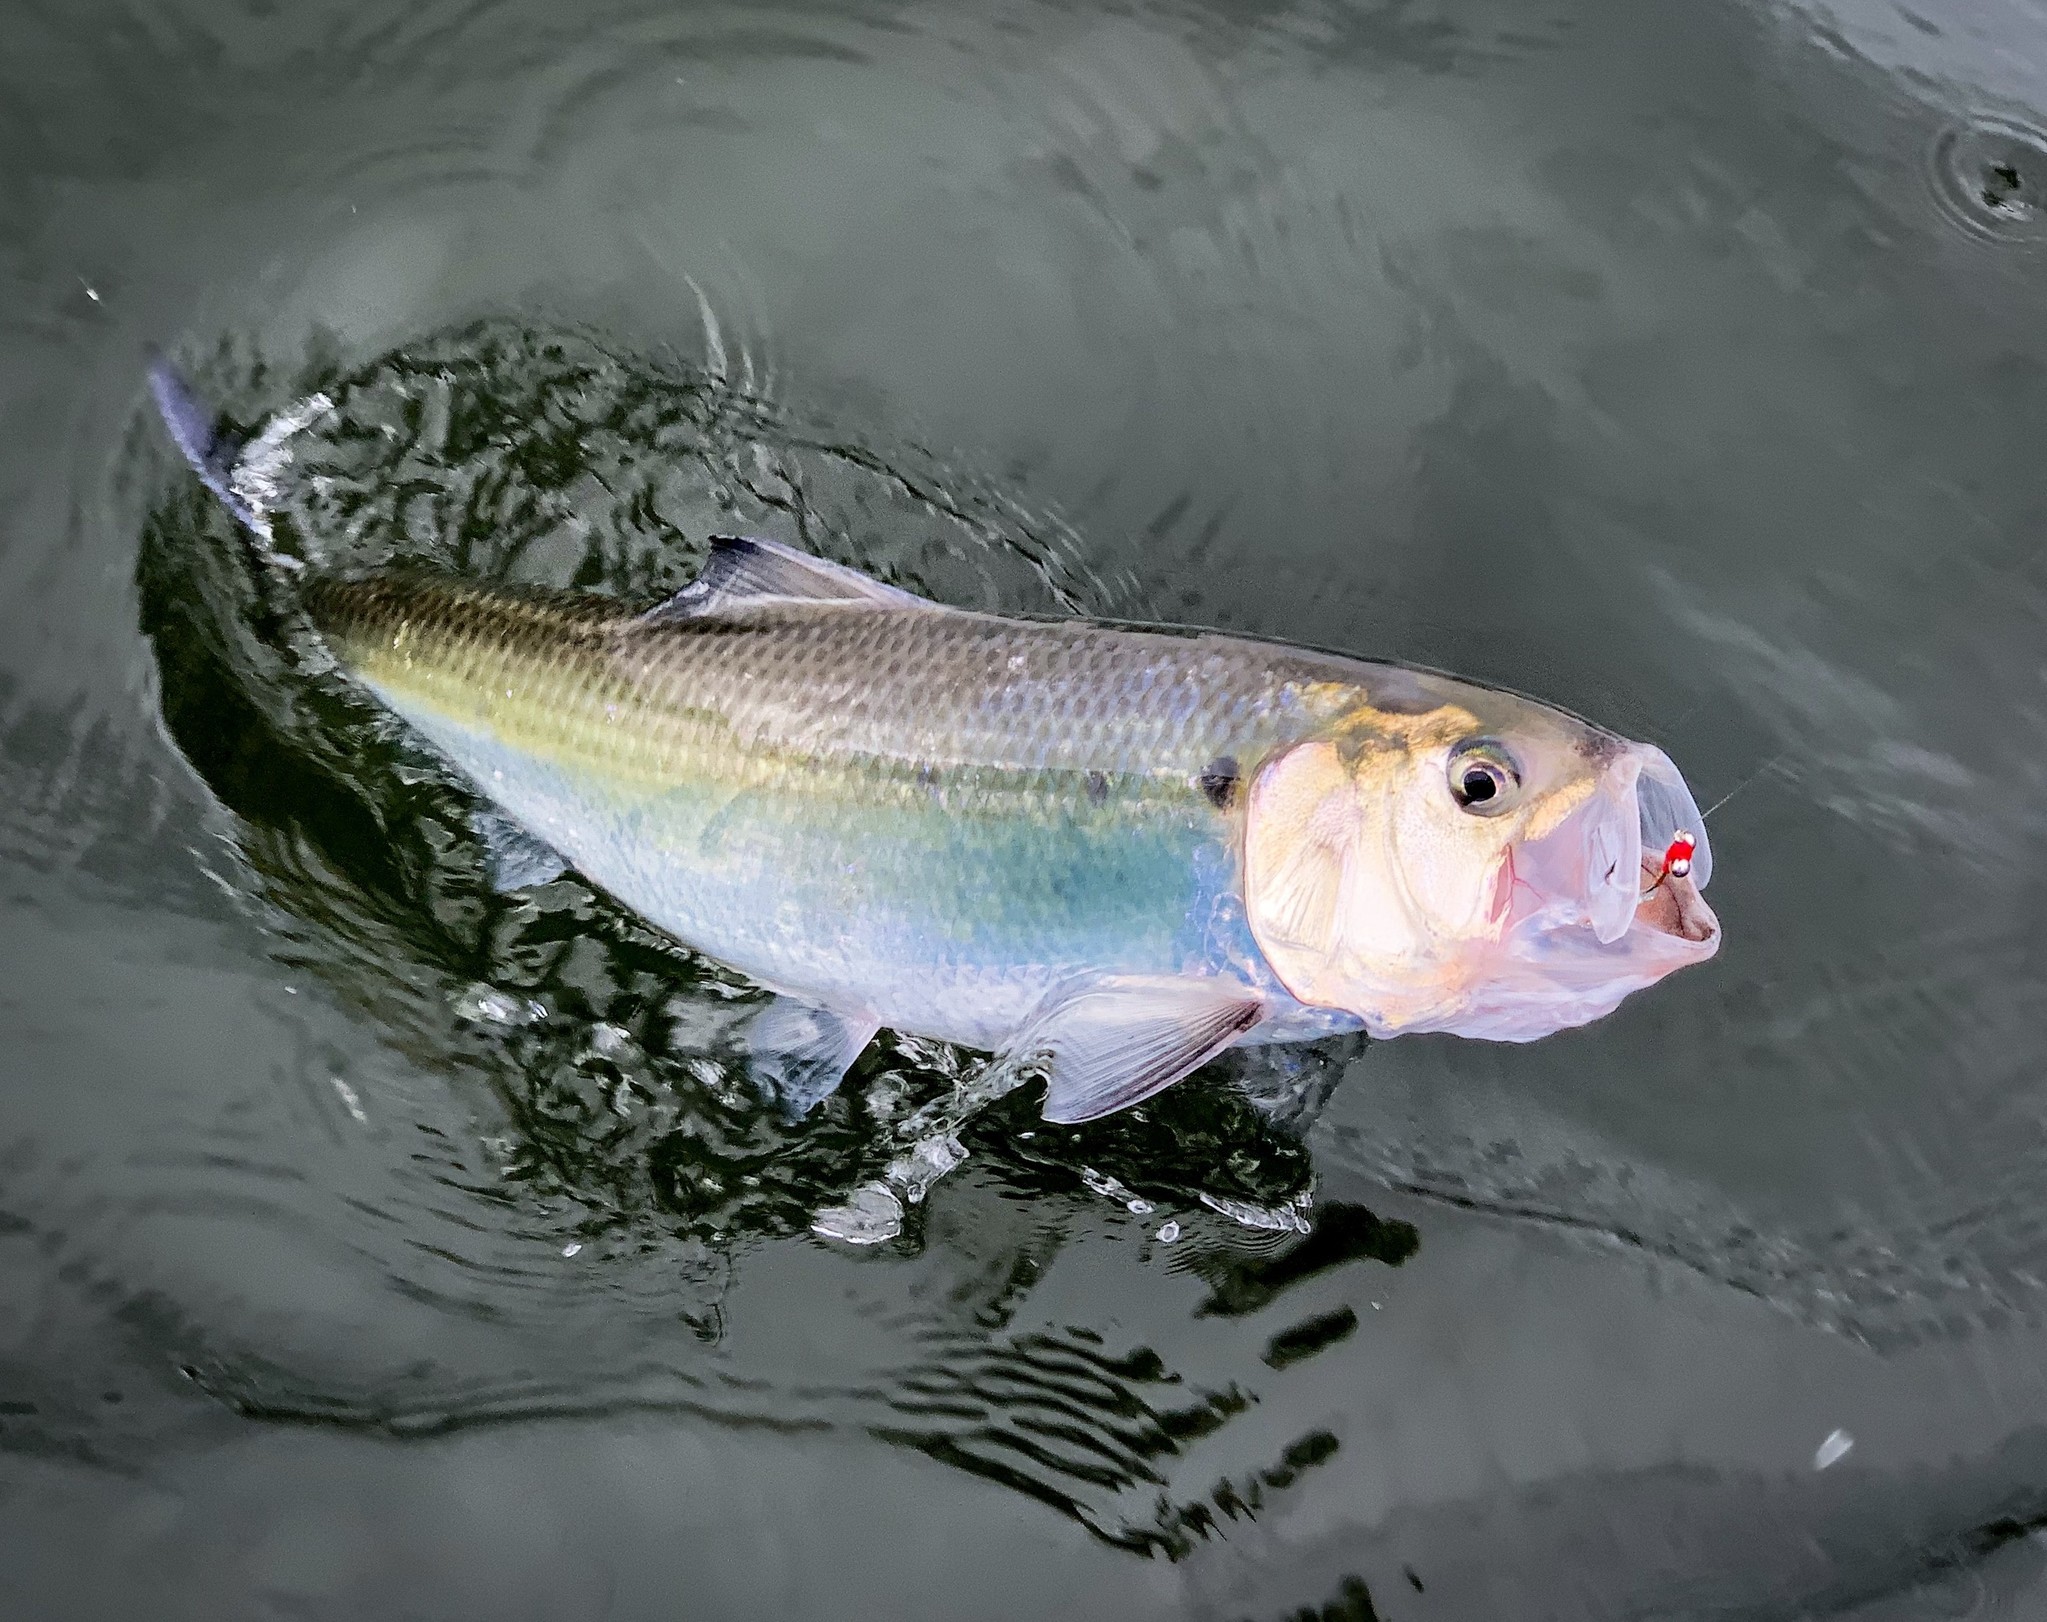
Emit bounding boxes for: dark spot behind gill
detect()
[1198,756,1239,809]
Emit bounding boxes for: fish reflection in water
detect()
[145,327,1718,1237]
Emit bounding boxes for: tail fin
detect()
[146,355,332,567]
[146,355,267,535]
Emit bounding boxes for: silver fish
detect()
[152,363,1719,1125]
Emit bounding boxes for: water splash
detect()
[1200,1191,1312,1236]
[811,1182,904,1246]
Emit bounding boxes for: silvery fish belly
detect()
[149,363,1720,1126]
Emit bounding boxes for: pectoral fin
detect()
[472,805,568,891]
[742,997,880,1117]
[1006,978,1266,1125]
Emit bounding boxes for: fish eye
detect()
[1448,742,1520,814]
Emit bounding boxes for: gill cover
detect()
[1242,736,1500,1035]
[1242,730,1720,1042]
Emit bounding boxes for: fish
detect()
[148,361,1719,1125]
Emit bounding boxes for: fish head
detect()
[1242,682,1719,1040]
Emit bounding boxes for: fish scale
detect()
[305,570,1400,1047]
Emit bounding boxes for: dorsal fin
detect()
[636,535,931,624]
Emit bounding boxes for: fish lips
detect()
[1460,744,1720,1041]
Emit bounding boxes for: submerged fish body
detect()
[154,365,1721,1123]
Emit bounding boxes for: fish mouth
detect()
[1506,743,1717,943]
[1459,744,1719,1040]
[1632,862,1717,944]
[1624,744,1719,946]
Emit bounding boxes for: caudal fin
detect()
[147,357,332,568]
[145,355,266,535]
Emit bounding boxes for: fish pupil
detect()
[1460,767,1497,804]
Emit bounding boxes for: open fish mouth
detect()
[1630,748,1718,946]
[1463,744,1719,1040]
[1508,744,1717,941]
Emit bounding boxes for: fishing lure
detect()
[1644,831,1696,895]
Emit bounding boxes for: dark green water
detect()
[7,0,2047,1615]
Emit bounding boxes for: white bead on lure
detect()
[150,361,1720,1124]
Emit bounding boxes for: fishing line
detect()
[1698,752,1786,824]
[1636,755,1782,900]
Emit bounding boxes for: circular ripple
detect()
[1928,114,2047,244]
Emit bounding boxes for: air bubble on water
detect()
[1156,1219,1182,1244]
[863,1074,909,1123]
[812,1182,904,1245]
[562,1242,582,1258]
[330,1076,368,1125]
[1126,1198,1154,1215]
[887,1133,966,1203]
[1927,115,2047,243]
[1814,1427,1854,1469]
[453,982,544,1027]
[1081,1166,1134,1204]
[1200,1192,1312,1234]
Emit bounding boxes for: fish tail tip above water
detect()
[143,352,267,537]
[145,354,229,479]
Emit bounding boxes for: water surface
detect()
[6,0,2047,1615]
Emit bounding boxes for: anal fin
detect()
[742,998,880,1118]
[473,805,569,891]
[1004,977,1266,1125]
